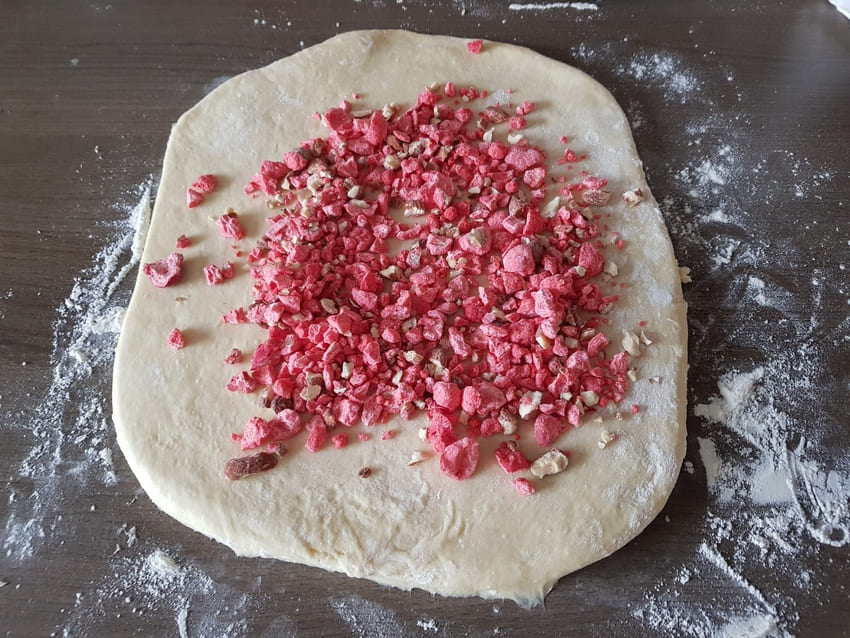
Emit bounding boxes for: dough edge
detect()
[113,30,688,604]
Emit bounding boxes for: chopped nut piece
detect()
[465,227,486,248]
[627,368,638,382]
[622,331,641,357]
[320,298,338,314]
[224,451,280,480]
[403,350,424,365]
[603,260,619,277]
[379,265,404,280]
[518,391,543,419]
[407,451,427,466]
[679,266,692,283]
[622,188,644,207]
[580,189,611,206]
[497,408,519,435]
[580,390,599,407]
[535,333,551,349]
[530,449,569,478]
[598,430,618,449]
[541,197,561,219]
[340,362,354,380]
[383,154,401,170]
[300,384,321,401]
[640,330,653,346]
[402,200,426,217]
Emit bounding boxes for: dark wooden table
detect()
[2,2,848,636]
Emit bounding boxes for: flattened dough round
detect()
[113,30,687,604]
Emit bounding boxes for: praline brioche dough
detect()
[113,30,687,604]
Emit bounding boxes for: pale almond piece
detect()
[535,333,551,349]
[541,197,561,219]
[580,189,611,206]
[498,408,519,435]
[622,331,641,357]
[518,391,543,419]
[530,450,569,478]
[598,430,618,449]
[379,265,404,280]
[580,390,599,407]
[408,451,427,466]
[403,350,424,365]
[381,104,397,119]
[622,188,644,207]
[402,199,426,217]
[466,227,486,248]
[300,384,321,401]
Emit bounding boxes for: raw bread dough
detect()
[113,30,687,604]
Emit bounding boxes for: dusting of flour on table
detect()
[3,184,151,563]
[567,36,846,637]
[508,2,599,10]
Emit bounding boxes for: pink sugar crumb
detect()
[440,437,479,480]
[217,212,246,240]
[192,173,217,193]
[167,328,185,350]
[512,478,535,495]
[142,252,183,288]
[186,189,204,208]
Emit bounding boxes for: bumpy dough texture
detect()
[113,30,687,604]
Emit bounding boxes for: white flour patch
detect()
[329,595,408,637]
[177,605,189,638]
[618,52,702,103]
[203,75,233,96]
[3,184,152,562]
[417,617,439,632]
[509,2,599,10]
[695,364,849,542]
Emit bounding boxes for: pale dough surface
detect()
[113,30,687,604]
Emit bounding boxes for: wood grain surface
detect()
[1,1,848,637]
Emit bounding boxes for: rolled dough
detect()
[113,30,687,604]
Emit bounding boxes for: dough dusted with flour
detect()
[113,30,687,604]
